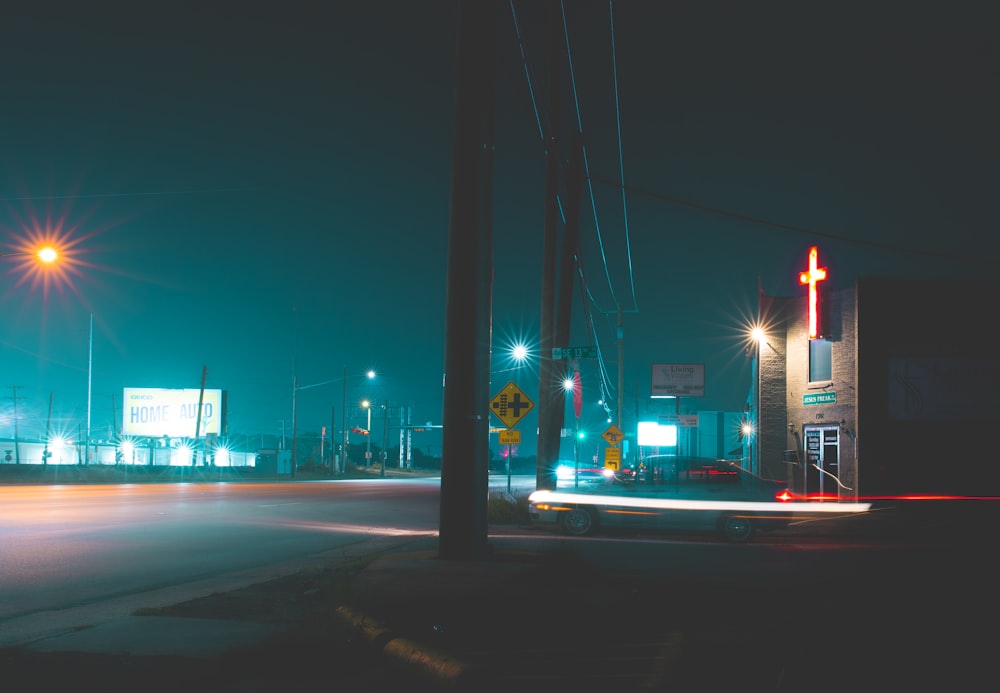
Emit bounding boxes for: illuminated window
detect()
[809,338,832,383]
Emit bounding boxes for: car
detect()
[528,470,873,542]
[638,455,743,483]
[555,462,611,486]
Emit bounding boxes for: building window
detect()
[809,338,832,383]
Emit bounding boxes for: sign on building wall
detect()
[122,388,223,438]
[650,363,705,397]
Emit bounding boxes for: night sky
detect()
[2,1,997,458]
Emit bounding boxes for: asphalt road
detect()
[0,478,448,640]
[2,475,997,691]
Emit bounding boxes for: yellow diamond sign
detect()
[489,381,535,429]
[602,424,624,446]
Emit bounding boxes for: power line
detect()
[0,187,254,202]
[607,0,638,312]
[589,175,1000,266]
[560,0,619,310]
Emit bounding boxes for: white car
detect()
[529,481,870,542]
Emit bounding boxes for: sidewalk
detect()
[2,535,551,691]
[3,503,994,691]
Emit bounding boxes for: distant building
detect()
[757,267,1000,499]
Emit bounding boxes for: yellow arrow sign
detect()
[604,447,621,469]
[489,381,535,429]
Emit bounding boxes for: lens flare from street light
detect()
[4,221,87,303]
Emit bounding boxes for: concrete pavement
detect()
[3,501,996,691]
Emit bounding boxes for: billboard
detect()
[650,363,705,397]
[122,388,223,438]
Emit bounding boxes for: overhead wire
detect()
[557,0,625,421]
[560,0,619,312]
[507,0,546,147]
[589,174,1000,267]
[608,0,638,312]
[508,1,634,421]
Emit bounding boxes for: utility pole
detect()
[341,365,348,475]
[536,0,561,492]
[618,306,624,454]
[329,406,336,474]
[43,392,53,466]
[11,385,21,465]
[547,135,586,476]
[194,365,207,466]
[111,393,119,441]
[86,313,93,466]
[439,0,496,561]
[380,401,389,478]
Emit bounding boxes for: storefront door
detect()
[803,426,840,499]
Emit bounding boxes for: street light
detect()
[563,371,581,488]
[4,244,62,466]
[0,246,59,262]
[343,368,376,474]
[362,400,372,467]
[750,325,766,479]
[292,368,375,475]
[505,344,530,493]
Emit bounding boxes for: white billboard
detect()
[650,363,705,397]
[122,388,223,438]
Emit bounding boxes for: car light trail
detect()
[528,490,872,514]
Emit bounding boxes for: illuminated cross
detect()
[798,246,828,339]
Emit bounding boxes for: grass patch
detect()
[487,489,531,525]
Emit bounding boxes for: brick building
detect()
[757,268,1000,499]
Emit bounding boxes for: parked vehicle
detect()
[639,455,742,483]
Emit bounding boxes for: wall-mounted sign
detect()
[798,245,828,339]
[803,392,837,406]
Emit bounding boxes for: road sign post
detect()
[490,382,534,494]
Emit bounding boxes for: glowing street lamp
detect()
[292,368,375,475]
[563,372,582,488]
[0,246,59,262]
[362,400,372,467]
[749,325,767,478]
[511,343,528,364]
[37,246,59,263]
[343,369,376,474]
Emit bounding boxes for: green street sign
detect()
[803,392,837,406]
[552,346,597,359]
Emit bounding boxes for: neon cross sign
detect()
[798,246,828,339]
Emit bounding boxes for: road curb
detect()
[335,605,479,688]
